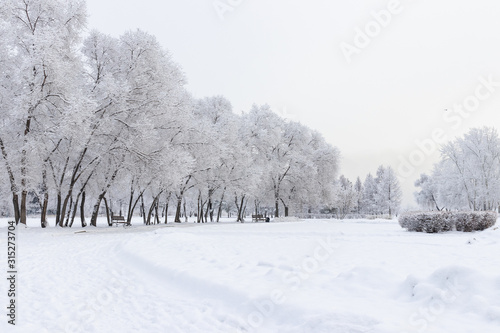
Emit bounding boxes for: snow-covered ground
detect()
[1,217,500,332]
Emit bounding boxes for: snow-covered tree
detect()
[414,173,442,211]
[354,176,364,214]
[332,175,358,219]
[362,173,377,215]
[243,104,339,218]
[375,166,402,217]
[417,127,500,211]
[82,29,191,226]
[0,0,87,225]
[360,166,401,217]
[0,1,343,226]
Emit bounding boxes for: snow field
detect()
[1,218,500,332]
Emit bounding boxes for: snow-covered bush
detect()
[453,211,497,232]
[399,211,497,233]
[399,212,454,233]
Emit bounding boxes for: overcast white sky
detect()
[85,0,500,207]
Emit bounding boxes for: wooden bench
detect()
[252,214,266,222]
[111,215,127,226]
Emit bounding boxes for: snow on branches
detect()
[0,0,341,225]
[415,127,500,212]
[332,165,402,219]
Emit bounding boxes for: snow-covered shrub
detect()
[453,211,497,232]
[399,211,454,233]
[399,211,497,233]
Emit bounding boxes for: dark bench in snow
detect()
[111,215,127,225]
[252,214,268,222]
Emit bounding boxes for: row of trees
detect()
[330,165,402,218]
[0,0,340,226]
[415,127,500,212]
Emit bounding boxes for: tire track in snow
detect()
[114,244,255,331]
[112,244,380,332]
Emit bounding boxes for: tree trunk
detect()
[280,198,289,217]
[60,192,73,227]
[217,189,225,223]
[127,192,144,225]
[146,196,159,225]
[49,155,70,227]
[12,194,20,225]
[64,196,73,227]
[164,202,169,224]
[20,144,28,226]
[235,195,240,222]
[154,201,160,225]
[127,186,135,224]
[205,189,214,222]
[141,195,146,224]
[197,191,207,223]
[204,199,209,222]
[60,147,98,227]
[80,191,87,227]
[174,196,182,223]
[164,193,171,224]
[40,168,49,228]
[90,192,106,227]
[197,191,201,223]
[20,190,27,225]
[183,199,188,223]
[55,191,62,227]
[147,193,166,225]
[235,195,245,222]
[0,136,21,224]
[273,176,285,219]
[206,197,212,223]
[275,198,279,218]
[175,175,192,223]
[41,191,48,228]
[90,166,119,226]
[103,196,112,226]
[69,168,95,227]
[69,194,80,228]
